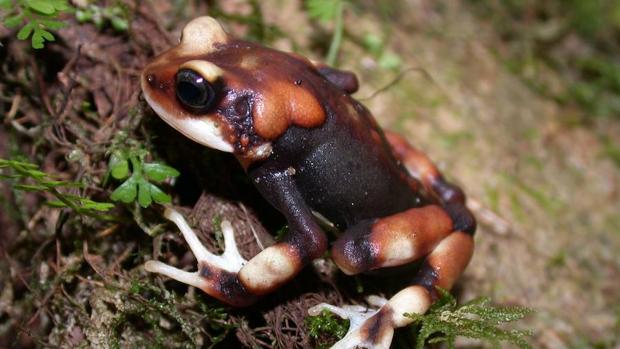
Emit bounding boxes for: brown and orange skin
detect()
[142,20,476,315]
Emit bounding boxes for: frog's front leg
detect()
[145,208,258,306]
[146,164,327,305]
[240,164,328,295]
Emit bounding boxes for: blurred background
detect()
[1,0,619,348]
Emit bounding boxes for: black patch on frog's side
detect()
[239,44,431,248]
[332,219,378,273]
[443,202,476,235]
[411,263,440,300]
[263,93,427,229]
[431,178,466,205]
[218,91,265,152]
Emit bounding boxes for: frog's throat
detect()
[141,84,234,153]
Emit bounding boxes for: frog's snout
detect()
[141,70,170,95]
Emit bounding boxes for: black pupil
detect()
[175,69,214,111]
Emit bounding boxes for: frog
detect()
[141,17,476,349]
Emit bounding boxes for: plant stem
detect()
[326,0,344,66]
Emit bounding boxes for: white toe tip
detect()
[144,260,163,273]
[163,207,179,220]
[221,220,233,231]
[308,303,328,316]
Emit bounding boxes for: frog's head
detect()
[141,16,326,161]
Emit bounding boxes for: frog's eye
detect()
[175,69,216,113]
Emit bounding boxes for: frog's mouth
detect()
[141,72,234,153]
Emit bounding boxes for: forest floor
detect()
[1,1,619,348]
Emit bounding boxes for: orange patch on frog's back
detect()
[252,80,325,139]
[207,42,327,140]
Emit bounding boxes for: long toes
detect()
[366,295,388,308]
[147,210,256,306]
[144,261,207,290]
[163,208,246,273]
[163,207,212,261]
[220,220,246,269]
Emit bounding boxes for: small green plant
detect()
[108,149,179,208]
[0,158,114,217]
[0,0,73,49]
[306,309,349,349]
[75,4,129,32]
[305,0,347,66]
[405,288,533,349]
[362,33,403,71]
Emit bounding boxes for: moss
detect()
[406,289,533,349]
[305,310,350,349]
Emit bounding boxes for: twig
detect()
[467,198,512,236]
[359,67,434,101]
[6,92,21,119]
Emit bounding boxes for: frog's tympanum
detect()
[141,17,476,349]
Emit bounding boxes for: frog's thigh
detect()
[385,131,466,205]
[321,208,474,349]
[331,204,474,276]
[388,231,474,328]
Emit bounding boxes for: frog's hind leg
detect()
[144,207,258,307]
[317,129,477,348]
[318,205,474,348]
[313,233,473,349]
[385,131,466,205]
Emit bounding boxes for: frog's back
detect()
[269,87,427,229]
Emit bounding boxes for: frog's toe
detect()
[162,207,246,272]
[145,207,256,306]
[308,296,395,349]
[144,260,208,289]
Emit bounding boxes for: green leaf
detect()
[137,181,152,208]
[31,28,54,49]
[110,177,137,203]
[148,183,171,204]
[93,13,104,29]
[40,19,66,30]
[39,29,55,41]
[46,200,69,208]
[306,0,341,22]
[110,16,128,32]
[75,9,93,22]
[41,179,77,187]
[0,0,12,9]
[1,157,112,219]
[79,199,114,211]
[27,0,56,15]
[49,0,71,12]
[362,33,382,55]
[4,14,24,28]
[15,183,48,191]
[143,163,179,182]
[109,152,130,179]
[17,22,34,40]
[378,52,402,70]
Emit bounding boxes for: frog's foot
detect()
[145,207,256,306]
[308,296,395,349]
